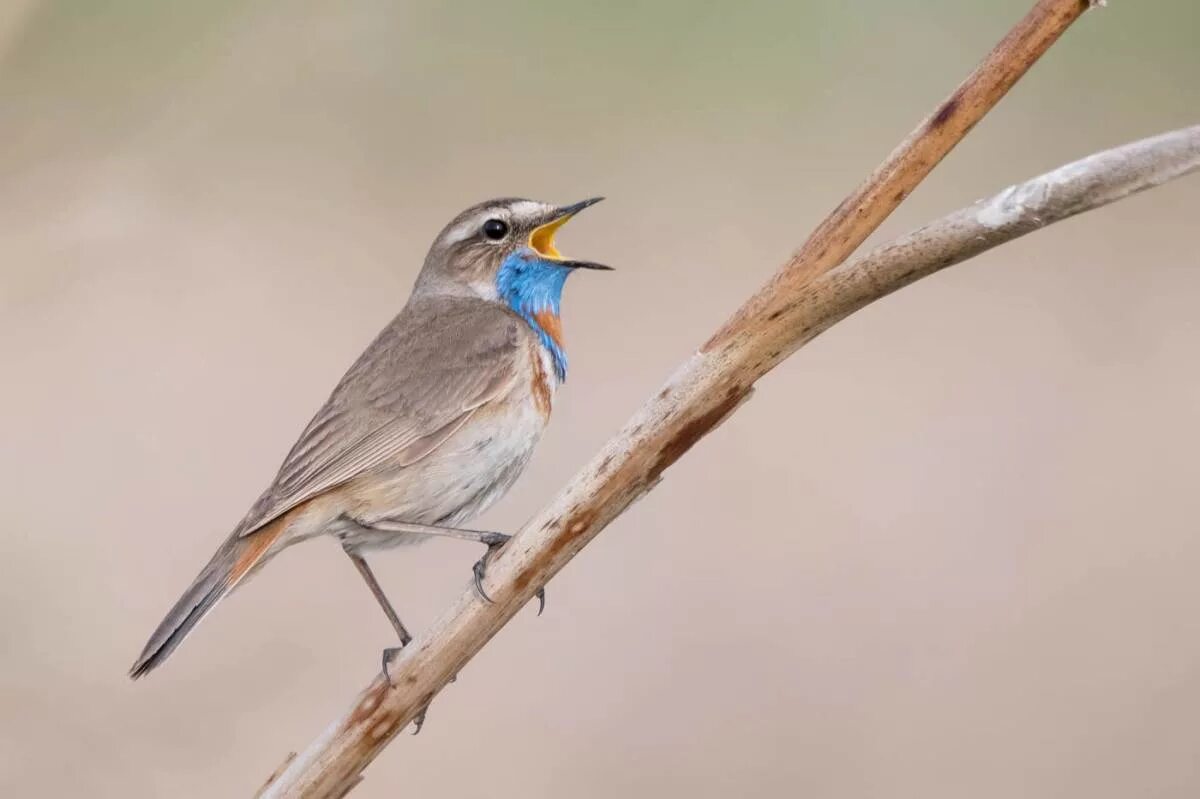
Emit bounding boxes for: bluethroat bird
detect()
[131,197,609,683]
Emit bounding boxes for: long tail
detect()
[129,515,290,679]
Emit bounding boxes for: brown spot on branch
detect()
[648,387,750,482]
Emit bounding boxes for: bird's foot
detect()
[472,537,546,615]
[380,647,433,733]
[381,646,403,686]
[380,627,412,687]
[411,705,428,735]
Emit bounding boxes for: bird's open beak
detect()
[529,197,612,271]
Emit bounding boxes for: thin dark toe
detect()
[473,558,495,603]
[535,587,546,616]
[411,706,428,735]
[381,646,405,686]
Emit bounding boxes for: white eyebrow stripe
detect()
[508,200,544,217]
[444,214,488,246]
[441,201,553,246]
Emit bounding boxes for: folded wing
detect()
[235,298,524,537]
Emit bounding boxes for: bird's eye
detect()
[482,219,509,240]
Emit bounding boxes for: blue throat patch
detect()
[496,248,571,381]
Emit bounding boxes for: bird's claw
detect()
[381,645,431,733]
[472,552,548,615]
[471,533,547,614]
[472,556,494,603]
[472,533,509,603]
[411,706,428,735]
[381,645,406,687]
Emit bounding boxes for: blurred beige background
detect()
[2,1,1199,797]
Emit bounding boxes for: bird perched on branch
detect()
[130,197,609,682]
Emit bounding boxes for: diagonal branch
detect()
[256,2,1120,796]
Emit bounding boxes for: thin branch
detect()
[772,124,1200,355]
[257,2,1108,796]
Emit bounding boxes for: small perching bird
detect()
[130,197,609,681]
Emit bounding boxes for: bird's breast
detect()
[344,379,549,534]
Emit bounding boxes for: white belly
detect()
[341,343,556,549]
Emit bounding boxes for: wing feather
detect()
[235,298,524,536]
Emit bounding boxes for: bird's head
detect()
[414,197,609,380]
[415,196,609,304]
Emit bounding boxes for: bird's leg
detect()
[360,518,546,613]
[340,545,433,732]
[342,545,412,685]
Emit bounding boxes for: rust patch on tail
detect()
[230,514,290,587]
